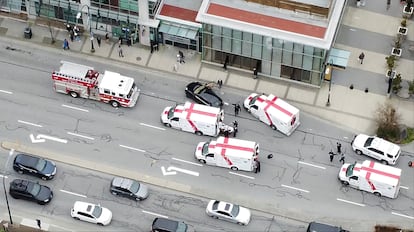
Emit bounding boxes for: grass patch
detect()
[401,127,414,144]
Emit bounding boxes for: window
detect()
[104,89,110,94]
[78,212,93,218]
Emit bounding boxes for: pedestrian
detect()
[154,42,159,51]
[387,0,391,10]
[217,79,223,89]
[254,160,258,173]
[70,30,74,42]
[36,219,41,229]
[118,45,124,57]
[105,33,109,43]
[253,68,258,79]
[150,41,154,53]
[257,160,261,173]
[339,153,345,164]
[223,56,229,70]
[329,151,335,162]
[336,142,342,154]
[233,120,238,137]
[224,129,229,137]
[267,154,273,159]
[97,36,101,47]
[233,103,241,116]
[179,51,185,63]
[63,38,70,50]
[358,52,365,64]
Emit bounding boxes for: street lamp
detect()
[325,59,334,107]
[76,5,94,52]
[3,151,14,225]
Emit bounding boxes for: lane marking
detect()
[391,212,414,220]
[281,184,309,193]
[172,157,203,167]
[119,144,146,153]
[349,28,357,31]
[400,185,409,190]
[298,161,326,170]
[167,166,199,176]
[18,120,43,128]
[142,210,168,218]
[67,132,95,140]
[38,134,68,144]
[62,104,89,112]
[0,89,13,94]
[337,198,365,207]
[60,189,87,198]
[229,171,255,180]
[139,123,166,130]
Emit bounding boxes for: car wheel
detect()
[199,159,206,164]
[238,222,246,226]
[231,166,238,171]
[41,176,47,181]
[164,123,171,127]
[97,223,104,226]
[74,217,80,220]
[110,100,120,108]
[111,191,118,195]
[17,170,24,174]
[409,161,413,167]
[374,192,381,197]
[271,125,277,130]
[341,181,349,186]
[381,160,388,165]
[355,150,363,155]
[69,91,79,98]
[195,131,203,136]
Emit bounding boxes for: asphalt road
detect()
[0,40,413,231]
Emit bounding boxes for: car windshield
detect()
[92,205,103,218]
[28,183,41,196]
[202,142,210,155]
[167,107,175,119]
[176,222,188,232]
[35,159,47,171]
[200,93,220,106]
[346,164,355,177]
[230,204,240,217]
[364,137,374,147]
[249,95,260,105]
[129,181,140,193]
[194,85,205,94]
[126,83,136,99]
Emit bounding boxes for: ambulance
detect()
[338,160,402,198]
[194,136,259,171]
[161,102,232,137]
[243,93,300,136]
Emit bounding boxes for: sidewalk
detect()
[0,14,413,144]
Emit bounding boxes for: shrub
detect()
[375,103,401,142]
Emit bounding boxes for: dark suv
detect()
[9,179,53,205]
[307,221,349,232]
[13,153,57,180]
[151,217,188,232]
[110,177,149,201]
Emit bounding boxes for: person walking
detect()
[179,51,185,63]
[358,52,365,64]
[254,160,258,173]
[336,142,342,154]
[69,30,74,42]
[97,36,101,47]
[339,153,345,164]
[217,79,223,89]
[223,56,229,70]
[233,120,238,137]
[63,38,70,50]
[329,151,335,162]
[118,45,124,57]
[257,160,261,173]
[253,68,258,79]
[233,103,241,116]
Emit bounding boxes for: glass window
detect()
[252,34,262,59]
[232,32,242,55]
[262,37,272,61]
[222,28,232,52]
[292,43,303,68]
[242,32,252,56]
[282,41,293,65]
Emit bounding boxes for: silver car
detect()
[110,177,149,201]
[206,200,251,225]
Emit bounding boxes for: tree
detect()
[375,103,401,142]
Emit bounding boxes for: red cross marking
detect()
[209,137,256,166]
[353,161,400,190]
[257,95,293,126]
[174,103,218,132]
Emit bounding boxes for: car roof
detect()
[152,217,178,231]
[15,154,39,167]
[73,201,95,213]
[307,221,343,232]
[112,177,135,189]
[213,200,233,212]
[10,179,31,191]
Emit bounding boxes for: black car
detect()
[110,177,149,201]
[185,82,223,108]
[9,179,53,205]
[151,218,188,232]
[307,221,349,232]
[13,154,57,180]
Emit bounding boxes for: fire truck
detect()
[52,61,140,108]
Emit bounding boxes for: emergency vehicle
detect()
[52,61,140,108]
[161,102,232,137]
[243,93,300,136]
[195,136,259,171]
[338,160,402,198]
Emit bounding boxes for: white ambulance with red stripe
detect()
[195,136,259,171]
[338,160,402,198]
[161,102,231,137]
[243,93,300,136]
[52,61,140,108]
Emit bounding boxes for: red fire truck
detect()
[52,61,140,108]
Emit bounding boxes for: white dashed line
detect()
[119,144,146,153]
[229,172,255,180]
[60,190,87,198]
[67,132,95,140]
[281,184,309,193]
[17,120,43,128]
[337,198,365,207]
[0,89,13,94]
[400,185,409,190]
[172,157,203,167]
[142,210,168,218]
[139,123,165,130]
[391,212,414,220]
[62,104,89,112]
[298,161,326,170]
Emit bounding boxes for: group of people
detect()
[329,142,346,164]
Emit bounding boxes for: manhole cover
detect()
[136,57,142,61]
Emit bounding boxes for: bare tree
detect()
[375,102,401,141]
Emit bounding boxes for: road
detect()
[0,40,413,231]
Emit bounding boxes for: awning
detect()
[327,48,351,69]
[159,22,198,40]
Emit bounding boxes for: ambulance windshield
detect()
[346,164,355,177]
[167,107,176,119]
[202,142,210,155]
[249,95,260,105]
[126,83,136,99]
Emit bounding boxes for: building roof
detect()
[156,0,202,28]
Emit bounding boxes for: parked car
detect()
[151,217,188,232]
[9,179,53,205]
[185,82,223,108]
[205,200,251,225]
[70,201,112,226]
[306,221,349,232]
[351,134,401,165]
[13,153,57,180]
[110,177,149,201]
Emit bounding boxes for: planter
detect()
[403,6,414,17]
[398,26,408,36]
[391,47,402,57]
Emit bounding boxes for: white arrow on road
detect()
[161,166,199,177]
[30,134,68,144]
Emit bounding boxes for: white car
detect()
[71,201,112,226]
[206,200,251,225]
[351,134,401,165]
